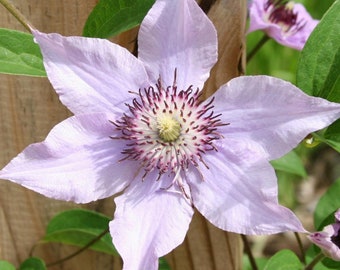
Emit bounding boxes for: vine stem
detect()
[304,252,325,270]
[247,35,270,62]
[294,232,306,264]
[0,0,32,31]
[242,234,258,270]
[45,227,110,267]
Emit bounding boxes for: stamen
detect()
[264,0,305,36]
[110,70,227,197]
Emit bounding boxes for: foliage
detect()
[0,28,45,76]
[19,257,46,270]
[83,0,155,38]
[0,261,16,270]
[42,209,117,255]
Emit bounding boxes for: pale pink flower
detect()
[1,0,340,269]
[248,0,319,50]
[309,209,340,261]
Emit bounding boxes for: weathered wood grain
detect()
[0,0,246,269]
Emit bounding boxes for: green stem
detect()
[247,35,270,63]
[242,234,258,270]
[294,232,306,264]
[45,227,110,267]
[304,252,325,270]
[0,0,32,31]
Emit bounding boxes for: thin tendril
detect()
[242,234,258,270]
[294,232,306,264]
[0,0,32,31]
[247,35,270,62]
[45,227,110,267]
[304,252,325,270]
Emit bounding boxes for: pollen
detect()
[286,1,295,10]
[157,115,181,142]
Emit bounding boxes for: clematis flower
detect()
[1,0,340,269]
[248,0,319,50]
[308,209,340,261]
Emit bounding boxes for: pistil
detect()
[157,115,181,142]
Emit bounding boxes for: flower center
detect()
[157,115,181,142]
[111,72,228,188]
[264,0,305,35]
[331,229,340,248]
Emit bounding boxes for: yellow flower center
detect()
[286,1,295,10]
[157,115,181,142]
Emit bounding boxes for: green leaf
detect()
[242,255,269,270]
[311,131,340,154]
[322,259,340,269]
[323,119,340,152]
[19,257,46,270]
[306,245,340,269]
[296,0,340,101]
[42,209,117,255]
[297,1,340,152]
[0,260,16,270]
[159,257,171,270]
[264,250,302,270]
[270,150,307,177]
[314,179,340,229]
[0,28,46,76]
[83,0,155,38]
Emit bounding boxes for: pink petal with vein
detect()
[213,76,340,160]
[188,141,306,235]
[138,0,217,89]
[110,173,193,270]
[33,30,149,115]
[0,113,136,203]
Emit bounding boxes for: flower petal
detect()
[336,209,340,222]
[187,140,306,234]
[138,0,217,89]
[0,113,138,203]
[110,173,194,270]
[213,76,340,160]
[309,223,340,261]
[32,30,149,115]
[247,0,268,33]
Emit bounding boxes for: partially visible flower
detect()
[1,0,340,269]
[248,0,319,50]
[309,209,340,261]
